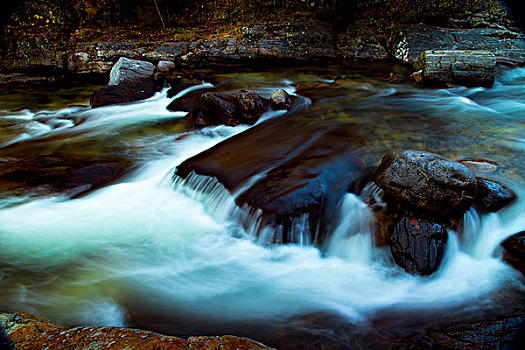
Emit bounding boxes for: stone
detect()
[236,90,267,120]
[414,50,496,86]
[0,312,274,350]
[338,24,389,61]
[200,93,238,126]
[109,57,155,86]
[475,178,516,212]
[156,60,176,73]
[90,78,155,108]
[501,231,525,276]
[270,89,292,110]
[390,216,448,275]
[374,150,477,217]
[176,116,366,244]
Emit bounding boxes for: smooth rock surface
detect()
[270,89,292,110]
[390,216,448,275]
[374,150,477,217]
[109,57,155,86]
[414,50,496,86]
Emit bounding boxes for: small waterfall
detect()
[326,193,376,263]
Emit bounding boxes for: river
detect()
[0,64,524,348]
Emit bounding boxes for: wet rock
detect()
[156,60,176,73]
[236,90,267,120]
[475,178,516,212]
[200,93,238,126]
[108,57,155,86]
[0,153,134,198]
[501,231,525,276]
[414,50,496,86]
[390,216,448,275]
[270,89,292,110]
[374,150,477,217]
[176,117,366,244]
[90,78,155,108]
[0,312,273,350]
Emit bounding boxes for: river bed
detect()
[0,64,524,348]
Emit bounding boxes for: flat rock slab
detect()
[0,312,273,350]
[415,50,496,86]
[176,116,367,244]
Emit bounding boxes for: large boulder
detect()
[390,215,448,275]
[374,150,477,217]
[475,178,516,212]
[176,116,366,244]
[108,57,155,86]
[414,50,496,86]
[90,57,155,108]
[501,231,525,276]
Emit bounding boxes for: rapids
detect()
[0,64,524,345]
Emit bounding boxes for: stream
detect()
[0,64,524,348]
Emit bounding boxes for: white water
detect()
[0,69,524,333]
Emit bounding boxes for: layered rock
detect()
[414,50,496,86]
[0,312,273,350]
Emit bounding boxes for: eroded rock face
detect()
[374,150,477,217]
[0,312,274,350]
[390,216,448,275]
[475,178,517,212]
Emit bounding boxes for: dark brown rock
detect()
[176,117,366,244]
[90,78,155,108]
[270,89,292,110]
[200,93,238,126]
[236,90,267,120]
[475,178,516,212]
[390,216,448,275]
[502,231,525,276]
[187,335,273,350]
[374,150,477,217]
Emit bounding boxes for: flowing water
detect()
[0,64,524,347]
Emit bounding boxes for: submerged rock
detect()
[475,178,516,212]
[374,150,477,217]
[390,215,448,275]
[501,231,525,276]
[0,312,273,350]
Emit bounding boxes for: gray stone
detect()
[108,57,155,86]
[338,25,389,61]
[374,150,477,217]
[414,50,496,86]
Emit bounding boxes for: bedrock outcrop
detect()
[0,312,273,350]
